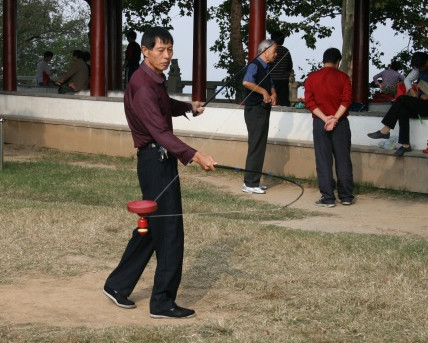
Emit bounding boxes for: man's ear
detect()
[141,46,148,58]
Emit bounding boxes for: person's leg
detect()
[244,105,270,187]
[331,118,354,202]
[149,165,184,313]
[396,96,428,145]
[313,118,335,203]
[104,148,160,297]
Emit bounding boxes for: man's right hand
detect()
[192,151,217,171]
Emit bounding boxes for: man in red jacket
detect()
[304,48,354,207]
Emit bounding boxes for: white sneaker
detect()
[259,184,267,190]
[242,184,266,194]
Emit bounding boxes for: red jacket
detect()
[304,66,352,118]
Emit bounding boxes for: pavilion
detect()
[1,0,427,194]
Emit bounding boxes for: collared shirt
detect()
[372,68,404,88]
[124,62,196,165]
[243,57,275,89]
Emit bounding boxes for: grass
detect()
[0,148,427,342]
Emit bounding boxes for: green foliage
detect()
[122,0,428,99]
[0,0,91,77]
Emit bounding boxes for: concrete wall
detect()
[1,92,428,193]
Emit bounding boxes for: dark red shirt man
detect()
[104,27,216,320]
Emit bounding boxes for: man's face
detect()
[264,43,277,63]
[142,38,173,74]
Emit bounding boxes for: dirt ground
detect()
[1,144,427,329]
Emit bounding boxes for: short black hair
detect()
[72,50,83,59]
[390,60,401,71]
[323,48,342,64]
[44,51,53,58]
[126,30,137,40]
[271,31,285,45]
[141,27,173,50]
[410,51,428,69]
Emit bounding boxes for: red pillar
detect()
[249,0,266,61]
[352,0,370,108]
[2,0,17,91]
[106,0,122,90]
[192,0,207,102]
[90,0,106,96]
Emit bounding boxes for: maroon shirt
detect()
[124,62,196,165]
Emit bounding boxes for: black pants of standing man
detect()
[313,117,354,204]
[104,144,184,314]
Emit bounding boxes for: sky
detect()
[105,0,410,97]
[162,2,410,97]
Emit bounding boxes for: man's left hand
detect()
[192,101,205,116]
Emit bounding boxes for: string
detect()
[152,36,295,206]
[147,164,304,219]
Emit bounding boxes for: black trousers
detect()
[381,95,428,145]
[105,145,184,313]
[272,79,290,106]
[313,117,354,202]
[244,104,271,187]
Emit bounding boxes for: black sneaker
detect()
[103,286,136,309]
[315,199,335,208]
[150,305,196,319]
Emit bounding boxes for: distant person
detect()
[57,50,89,93]
[372,61,404,96]
[35,51,56,86]
[82,51,91,78]
[367,94,428,156]
[124,30,141,88]
[269,31,293,106]
[404,51,428,97]
[304,48,354,207]
[242,39,277,194]
[82,51,91,88]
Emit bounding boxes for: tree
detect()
[0,0,90,77]
[121,0,428,100]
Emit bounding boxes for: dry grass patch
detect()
[0,149,427,343]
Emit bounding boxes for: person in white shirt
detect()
[35,51,56,86]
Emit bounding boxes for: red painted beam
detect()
[192,0,207,102]
[90,0,106,96]
[3,0,17,91]
[352,0,370,107]
[249,0,266,61]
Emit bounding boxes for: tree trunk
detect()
[340,0,354,79]
[229,0,245,102]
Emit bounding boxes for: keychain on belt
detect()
[158,146,168,162]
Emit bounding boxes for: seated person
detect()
[372,60,404,96]
[396,51,428,98]
[35,51,57,86]
[367,94,428,156]
[57,50,89,93]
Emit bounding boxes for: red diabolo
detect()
[127,200,158,236]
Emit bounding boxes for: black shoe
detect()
[103,286,136,309]
[341,198,354,205]
[315,199,335,208]
[367,130,390,139]
[394,146,412,156]
[150,305,196,319]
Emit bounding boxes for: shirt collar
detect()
[141,61,166,84]
[256,57,269,69]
